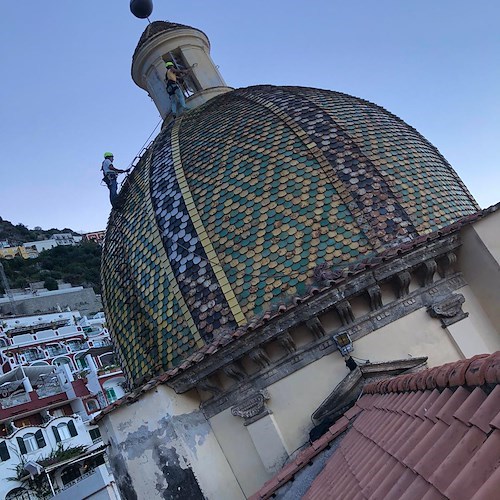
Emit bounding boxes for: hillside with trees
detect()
[0,218,102,295]
[0,217,79,245]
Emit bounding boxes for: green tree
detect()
[44,277,59,290]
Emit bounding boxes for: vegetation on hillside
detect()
[0,217,79,245]
[1,242,102,295]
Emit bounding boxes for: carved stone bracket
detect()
[223,363,246,382]
[419,259,437,287]
[231,390,271,425]
[277,331,297,355]
[428,293,468,327]
[366,285,383,311]
[394,271,411,298]
[197,380,222,398]
[249,347,271,370]
[306,317,326,339]
[437,252,457,278]
[336,300,355,325]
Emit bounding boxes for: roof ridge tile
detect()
[363,353,500,396]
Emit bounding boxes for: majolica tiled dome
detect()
[102,85,478,385]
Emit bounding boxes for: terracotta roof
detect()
[251,351,500,499]
[95,202,500,422]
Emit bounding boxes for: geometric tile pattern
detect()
[102,148,204,385]
[150,121,238,342]
[103,85,479,386]
[301,87,478,234]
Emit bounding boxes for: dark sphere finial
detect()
[130,0,153,19]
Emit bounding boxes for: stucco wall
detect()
[99,387,244,500]
[460,212,500,329]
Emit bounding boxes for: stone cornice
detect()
[167,234,461,397]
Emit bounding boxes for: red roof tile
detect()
[253,352,500,500]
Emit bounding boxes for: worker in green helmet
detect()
[165,61,190,117]
[101,152,129,208]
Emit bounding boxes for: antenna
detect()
[0,262,17,315]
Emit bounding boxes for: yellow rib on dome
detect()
[171,117,246,326]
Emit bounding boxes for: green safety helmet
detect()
[165,62,174,68]
[104,152,114,158]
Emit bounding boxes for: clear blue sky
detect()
[1,1,498,232]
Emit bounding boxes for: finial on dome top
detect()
[130,0,153,19]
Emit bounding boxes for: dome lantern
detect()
[131,21,233,119]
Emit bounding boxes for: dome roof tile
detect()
[103,85,479,385]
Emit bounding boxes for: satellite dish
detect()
[130,0,153,19]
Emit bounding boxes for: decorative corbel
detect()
[197,379,222,398]
[249,347,272,370]
[437,252,457,278]
[223,363,246,383]
[394,271,411,298]
[366,284,383,311]
[428,293,468,327]
[231,389,271,425]
[306,317,326,339]
[336,300,355,326]
[277,331,297,355]
[419,259,437,287]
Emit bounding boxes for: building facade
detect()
[0,312,124,499]
[96,20,500,500]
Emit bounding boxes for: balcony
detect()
[24,350,45,362]
[47,347,67,357]
[52,464,113,500]
[91,340,112,348]
[68,342,89,352]
[35,380,64,399]
[0,392,30,409]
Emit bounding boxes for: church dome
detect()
[102,85,478,386]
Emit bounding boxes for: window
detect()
[89,428,102,443]
[52,421,77,442]
[17,430,45,454]
[87,400,99,412]
[76,356,88,370]
[0,440,10,461]
[47,344,66,357]
[105,387,117,403]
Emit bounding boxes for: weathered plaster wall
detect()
[99,387,244,500]
[460,286,500,352]
[209,408,271,496]
[460,213,500,329]
[264,308,461,453]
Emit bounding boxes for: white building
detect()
[0,312,124,499]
